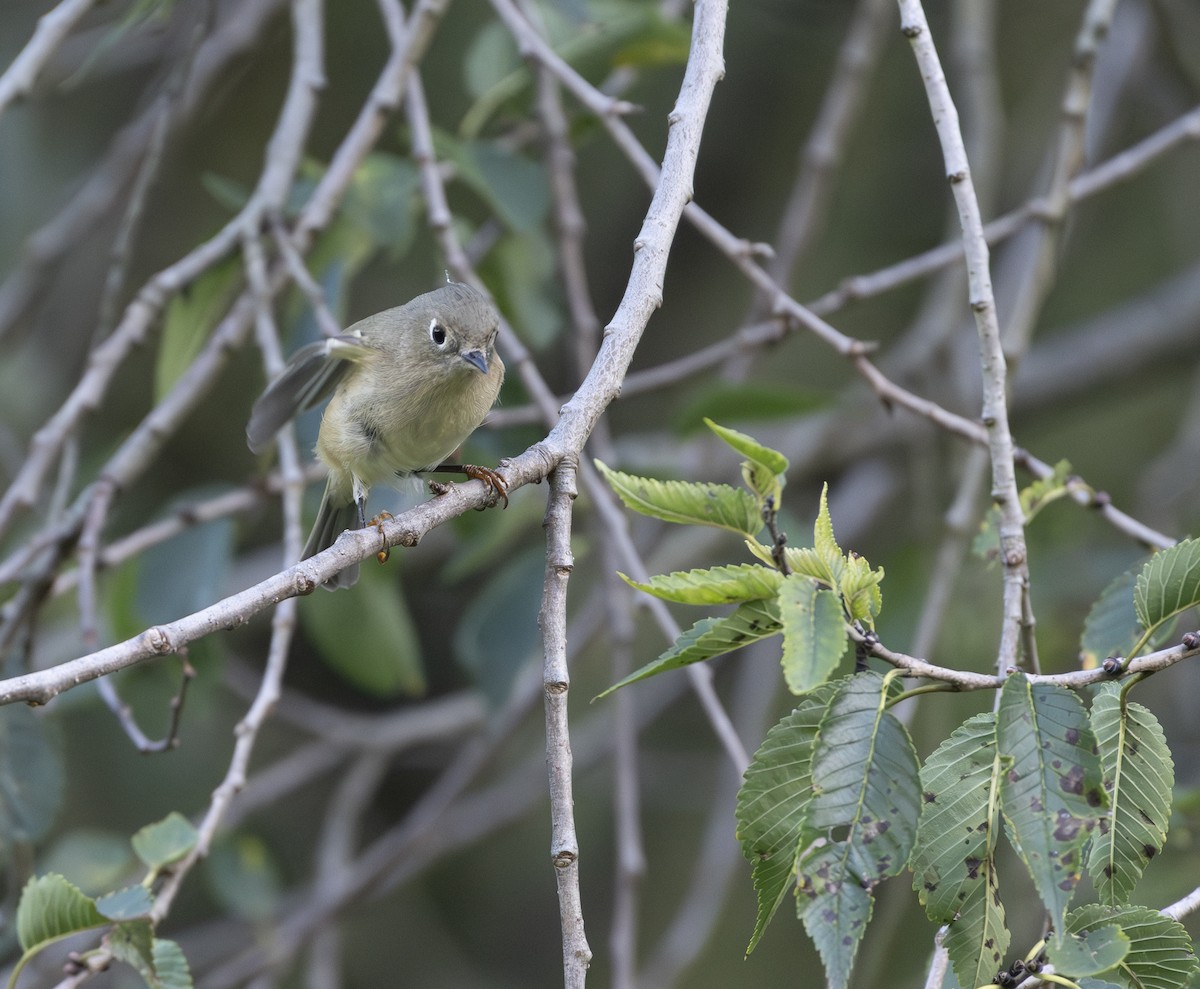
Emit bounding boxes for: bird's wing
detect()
[246,334,373,453]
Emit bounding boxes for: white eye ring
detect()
[429,319,448,347]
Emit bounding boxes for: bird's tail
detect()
[304,480,361,589]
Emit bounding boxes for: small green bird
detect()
[247,283,506,588]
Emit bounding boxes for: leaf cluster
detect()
[598,424,1200,989]
[10,813,198,989]
[595,419,883,698]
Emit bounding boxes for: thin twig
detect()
[540,460,592,985]
[898,0,1030,677]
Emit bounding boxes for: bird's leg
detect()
[419,463,509,508]
[366,511,394,565]
[352,475,369,529]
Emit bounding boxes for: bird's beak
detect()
[460,349,489,374]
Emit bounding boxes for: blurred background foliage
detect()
[1,0,1200,985]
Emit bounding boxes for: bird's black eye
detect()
[429,320,448,346]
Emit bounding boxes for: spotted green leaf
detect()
[1067,904,1199,989]
[997,676,1105,937]
[910,713,1008,989]
[1135,537,1200,635]
[796,673,920,989]
[1087,685,1173,904]
[736,683,838,953]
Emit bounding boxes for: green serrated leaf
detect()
[796,673,921,989]
[152,938,194,989]
[910,713,1009,989]
[1134,538,1200,636]
[95,885,154,921]
[132,812,198,871]
[840,552,884,627]
[301,564,425,697]
[622,564,782,605]
[595,599,780,698]
[16,874,106,952]
[1088,686,1174,904]
[1046,924,1130,978]
[157,257,241,400]
[704,418,789,505]
[109,919,156,982]
[812,484,844,586]
[736,683,839,954]
[1021,459,1073,517]
[997,676,1105,934]
[778,578,846,694]
[1067,904,1199,989]
[1081,567,1144,667]
[594,460,762,536]
[798,843,874,989]
[205,834,283,924]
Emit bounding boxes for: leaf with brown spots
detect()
[997,675,1104,941]
[1086,684,1174,905]
[794,673,920,989]
[910,713,1009,989]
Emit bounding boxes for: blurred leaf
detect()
[437,132,548,233]
[464,20,522,99]
[673,385,829,435]
[62,0,176,89]
[300,565,425,698]
[109,919,156,982]
[997,676,1104,937]
[156,258,241,400]
[205,834,283,924]
[135,503,236,624]
[1087,685,1173,904]
[16,873,105,952]
[96,885,154,921]
[1046,925,1130,979]
[341,153,423,256]
[1134,537,1200,635]
[200,173,251,212]
[1081,567,1144,667]
[595,599,781,699]
[621,563,782,605]
[797,673,920,989]
[777,578,845,694]
[736,682,838,954]
[487,231,562,349]
[453,548,544,707]
[594,460,761,536]
[131,812,198,871]
[911,713,1008,989]
[1067,904,1199,989]
[40,830,134,895]
[459,1,687,136]
[0,705,64,845]
[973,461,1072,560]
